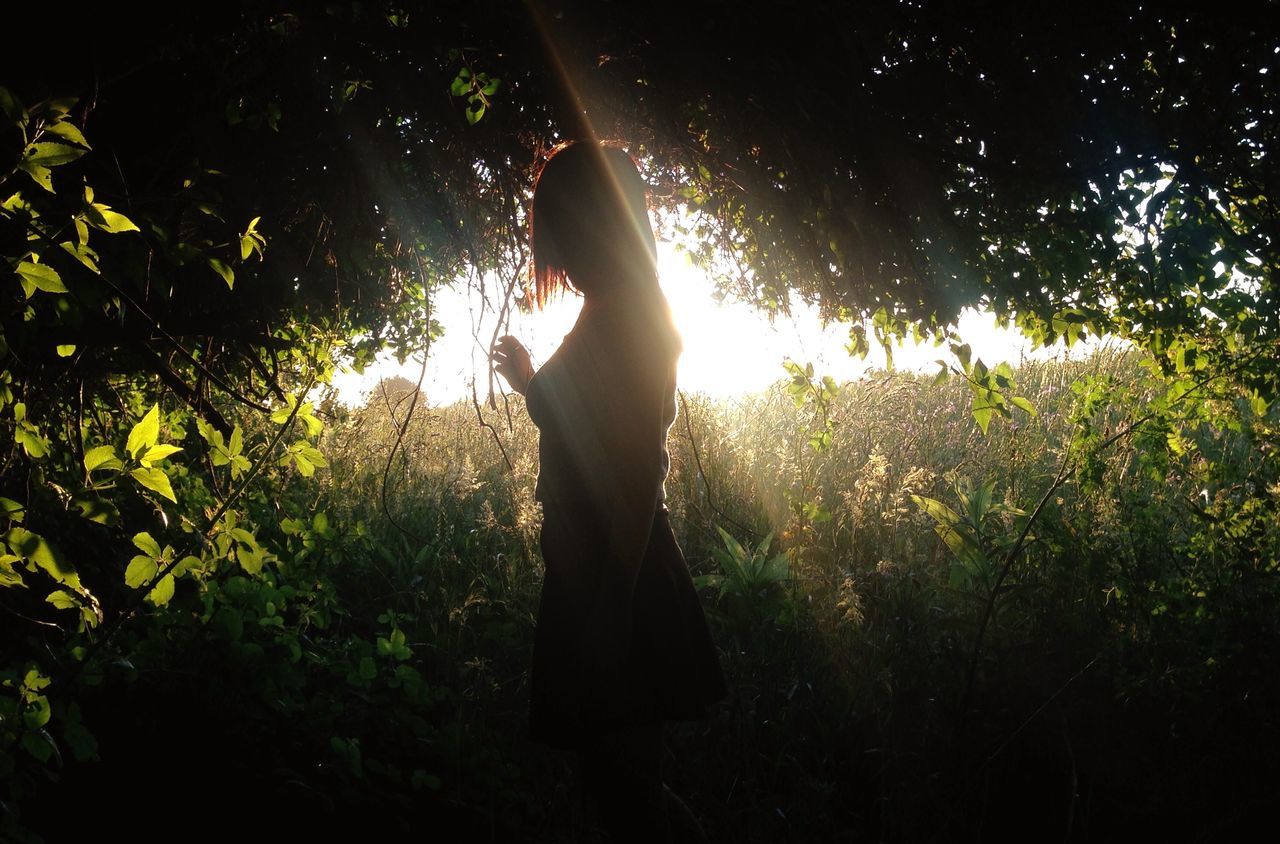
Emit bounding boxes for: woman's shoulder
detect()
[585,291,681,359]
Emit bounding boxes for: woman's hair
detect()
[529,141,659,309]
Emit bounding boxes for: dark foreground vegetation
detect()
[2,2,1277,841]
[7,353,1279,842]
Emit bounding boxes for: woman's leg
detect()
[578,720,671,843]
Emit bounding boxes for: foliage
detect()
[1,2,1277,840]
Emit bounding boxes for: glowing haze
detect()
[332,240,1091,408]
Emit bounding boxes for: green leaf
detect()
[73,494,119,526]
[450,70,472,96]
[126,405,160,458]
[240,235,254,260]
[125,554,158,588]
[87,205,139,234]
[60,239,100,273]
[208,258,234,289]
[130,467,177,503]
[972,404,993,435]
[0,497,24,521]
[46,589,79,611]
[24,141,87,167]
[15,261,67,295]
[358,656,377,681]
[1010,395,1037,415]
[1,553,26,588]
[23,696,51,730]
[140,444,183,464]
[18,160,53,192]
[146,574,175,607]
[84,444,120,473]
[56,344,76,357]
[6,528,81,590]
[132,531,162,559]
[43,120,90,148]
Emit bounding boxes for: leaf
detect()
[132,531,163,559]
[127,405,161,458]
[912,495,961,527]
[1010,395,1037,415]
[130,467,177,503]
[83,444,120,473]
[88,205,139,234]
[237,543,266,575]
[0,497,24,521]
[18,160,53,192]
[6,527,81,590]
[24,141,87,167]
[208,258,234,289]
[43,120,90,149]
[23,696,51,730]
[125,554,158,588]
[358,656,377,681]
[15,261,67,295]
[1,553,26,588]
[46,589,79,611]
[240,234,254,260]
[146,574,175,607]
[140,444,183,464]
[450,70,472,97]
[56,344,76,357]
[73,494,119,525]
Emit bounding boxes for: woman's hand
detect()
[491,335,534,395]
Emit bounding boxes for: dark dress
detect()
[525,293,726,750]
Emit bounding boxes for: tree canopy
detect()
[5,1,1276,401]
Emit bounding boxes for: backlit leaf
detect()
[125,554,158,588]
[15,261,67,295]
[126,405,160,458]
[208,258,234,289]
[89,205,139,234]
[130,467,177,503]
[84,444,121,473]
[140,444,183,464]
[24,141,86,167]
[132,532,162,559]
[146,574,175,607]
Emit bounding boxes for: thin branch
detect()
[677,390,761,543]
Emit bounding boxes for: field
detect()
[6,347,1278,841]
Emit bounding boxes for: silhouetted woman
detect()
[492,141,726,842]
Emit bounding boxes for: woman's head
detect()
[529,141,658,308]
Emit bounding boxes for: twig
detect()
[378,254,433,541]
[677,390,761,543]
[471,380,514,473]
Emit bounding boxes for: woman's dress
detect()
[525,294,726,750]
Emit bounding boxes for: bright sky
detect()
[331,239,1096,408]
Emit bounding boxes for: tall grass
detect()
[311,347,1278,841]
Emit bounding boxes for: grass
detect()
[29,348,1269,842]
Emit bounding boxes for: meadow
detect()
[7,345,1276,842]
[245,346,1274,841]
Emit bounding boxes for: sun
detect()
[331,229,1075,409]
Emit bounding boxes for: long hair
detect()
[529,141,659,309]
